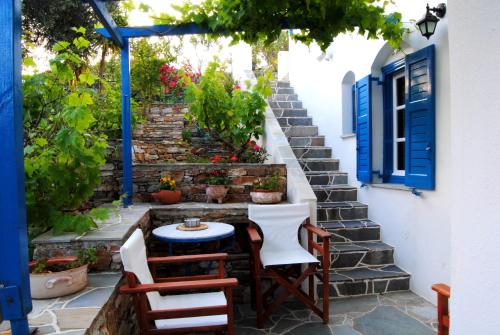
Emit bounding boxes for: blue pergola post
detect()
[120,39,133,206]
[0,0,32,333]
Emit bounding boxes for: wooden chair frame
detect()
[247,218,332,328]
[432,283,450,335]
[120,253,238,335]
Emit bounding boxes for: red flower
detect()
[230,155,238,162]
[247,140,256,146]
[234,84,241,90]
[160,74,166,83]
[181,81,187,87]
[210,154,221,163]
[253,144,261,151]
[163,88,169,94]
[169,81,176,88]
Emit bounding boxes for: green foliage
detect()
[30,248,98,274]
[23,34,120,238]
[253,172,283,192]
[185,62,272,159]
[205,171,231,185]
[252,31,289,74]
[158,0,405,51]
[22,0,128,57]
[130,39,181,103]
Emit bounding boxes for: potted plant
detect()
[151,176,182,204]
[250,172,284,204]
[205,170,230,204]
[29,248,98,299]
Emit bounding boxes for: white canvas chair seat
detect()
[248,203,318,267]
[120,229,228,330]
[154,292,227,329]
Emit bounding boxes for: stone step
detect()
[269,100,303,109]
[276,81,290,88]
[320,220,381,243]
[272,108,308,118]
[289,136,325,147]
[272,87,295,94]
[304,171,348,185]
[299,158,339,172]
[317,201,368,221]
[283,126,319,137]
[278,117,313,127]
[319,265,410,298]
[312,185,357,202]
[292,146,332,159]
[329,241,394,269]
[269,93,299,102]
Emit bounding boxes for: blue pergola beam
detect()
[87,0,124,48]
[97,22,211,39]
[120,40,133,207]
[0,0,32,333]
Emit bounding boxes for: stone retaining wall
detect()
[133,163,287,203]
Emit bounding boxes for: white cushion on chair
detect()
[154,291,228,329]
[248,203,319,267]
[121,229,228,330]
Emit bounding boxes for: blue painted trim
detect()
[382,58,405,75]
[97,23,211,39]
[351,84,356,133]
[153,230,235,243]
[88,0,124,47]
[355,75,372,183]
[0,0,32,332]
[382,60,406,184]
[120,40,133,206]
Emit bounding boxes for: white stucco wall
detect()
[287,0,451,303]
[448,1,500,333]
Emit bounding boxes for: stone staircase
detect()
[269,81,411,298]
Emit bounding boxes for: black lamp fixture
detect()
[416,3,447,39]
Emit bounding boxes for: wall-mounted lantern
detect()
[416,3,447,39]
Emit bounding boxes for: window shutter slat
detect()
[356,75,372,183]
[404,45,436,189]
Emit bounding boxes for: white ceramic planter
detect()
[250,191,283,204]
[30,264,88,299]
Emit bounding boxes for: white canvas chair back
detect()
[120,229,161,309]
[248,203,318,267]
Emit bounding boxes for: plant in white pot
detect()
[250,172,284,204]
[29,248,98,299]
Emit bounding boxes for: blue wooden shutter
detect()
[356,75,372,182]
[352,84,357,133]
[404,45,436,189]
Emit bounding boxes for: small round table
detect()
[152,222,235,255]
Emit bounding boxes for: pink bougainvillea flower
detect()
[169,81,176,88]
[230,155,238,162]
[234,84,241,90]
[253,144,261,151]
[160,74,166,83]
[210,154,222,163]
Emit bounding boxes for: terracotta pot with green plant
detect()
[250,172,284,204]
[205,170,230,204]
[151,176,182,204]
[29,248,98,299]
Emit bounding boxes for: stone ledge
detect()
[32,204,151,245]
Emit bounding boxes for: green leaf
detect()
[23,57,36,68]
[71,26,87,35]
[52,41,70,52]
[34,137,48,147]
[73,36,90,50]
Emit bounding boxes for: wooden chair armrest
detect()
[432,283,450,298]
[304,223,332,239]
[120,278,239,294]
[147,253,228,265]
[247,226,262,244]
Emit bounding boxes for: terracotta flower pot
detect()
[151,190,182,204]
[250,190,283,204]
[29,256,88,299]
[206,185,228,204]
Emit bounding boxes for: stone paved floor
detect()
[234,292,437,335]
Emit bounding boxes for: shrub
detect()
[184,61,273,161]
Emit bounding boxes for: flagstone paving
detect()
[234,291,437,335]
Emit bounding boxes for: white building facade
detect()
[281,0,500,333]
